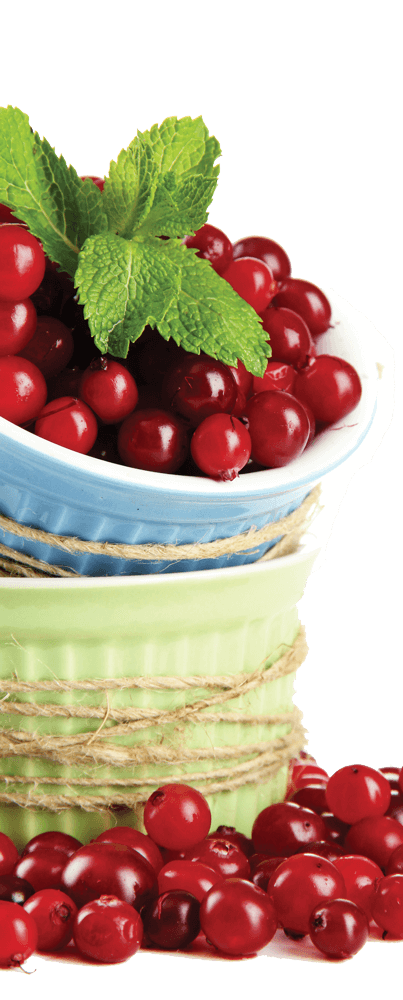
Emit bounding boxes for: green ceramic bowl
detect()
[0,546,318,849]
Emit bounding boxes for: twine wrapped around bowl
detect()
[0,545,318,848]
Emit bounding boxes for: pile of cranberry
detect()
[0,197,362,481]
[1,759,403,968]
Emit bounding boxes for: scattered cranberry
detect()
[344,816,403,870]
[190,413,251,480]
[326,765,391,825]
[60,842,157,911]
[0,298,37,356]
[0,900,38,968]
[35,396,98,454]
[295,841,344,863]
[117,409,188,473]
[252,801,327,857]
[245,390,310,468]
[183,838,250,880]
[144,784,211,851]
[23,888,78,951]
[232,236,291,283]
[184,224,233,275]
[0,875,34,905]
[22,831,83,858]
[200,878,277,956]
[272,277,332,337]
[14,847,67,892]
[321,813,351,845]
[268,854,346,936]
[141,890,200,949]
[332,855,383,920]
[222,257,278,312]
[309,898,369,959]
[94,828,163,874]
[157,860,221,902]
[0,224,46,301]
[80,357,138,424]
[18,315,74,379]
[73,895,143,963]
[0,832,19,876]
[207,826,253,857]
[252,857,284,890]
[370,874,403,938]
[289,784,329,814]
[0,355,47,425]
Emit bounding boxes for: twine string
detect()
[0,484,321,577]
[0,630,308,810]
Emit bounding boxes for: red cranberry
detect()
[18,315,74,379]
[60,842,158,911]
[184,224,232,275]
[245,390,310,468]
[80,357,138,424]
[272,278,331,337]
[0,355,47,425]
[117,408,189,473]
[190,413,251,480]
[289,784,329,814]
[293,355,362,424]
[321,813,351,845]
[232,236,291,283]
[252,360,296,396]
[0,875,34,905]
[386,844,403,875]
[332,854,383,920]
[0,832,19,877]
[0,901,38,968]
[141,890,200,949]
[268,854,345,936]
[252,857,284,890]
[260,306,314,367]
[379,767,402,791]
[73,895,143,963]
[325,764,391,825]
[163,354,237,427]
[183,838,250,880]
[94,828,163,874]
[344,816,403,870]
[295,841,344,862]
[0,225,46,300]
[157,860,221,902]
[252,801,327,857]
[14,848,67,892]
[207,826,254,857]
[222,257,278,312]
[0,298,37,356]
[200,878,277,956]
[35,396,98,454]
[309,899,369,959]
[144,784,211,851]
[22,832,82,858]
[370,874,403,938]
[23,888,78,951]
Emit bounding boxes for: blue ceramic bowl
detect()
[0,291,378,575]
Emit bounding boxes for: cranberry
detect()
[157,860,221,902]
[144,784,211,851]
[309,899,369,959]
[0,900,38,968]
[35,396,98,454]
[184,223,232,275]
[191,413,251,480]
[232,236,291,283]
[252,801,327,857]
[389,802,403,825]
[321,813,351,845]
[80,357,138,424]
[0,832,19,876]
[163,354,237,427]
[268,854,345,936]
[22,831,83,858]
[18,315,74,379]
[380,767,403,791]
[207,826,254,857]
[325,764,391,825]
[94,828,163,874]
[80,175,105,192]
[289,784,329,814]
[227,359,254,416]
[0,225,46,301]
[0,875,34,905]
[200,878,277,956]
[14,847,66,892]
[183,838,250,880]
[0,298,37,355]
[141,890,200,950]
[332,855,383,920]
[260,306,314,367]
[293,355,362,425]
[344,816,403,870]
[23,888,78,951]
[117,409,189,473]
[252,857,284,890]
[272,278,331,337]
[289,763,329,790]
[370,874,403,938]
[386,844,403,875]
[61,841,157,911]
[73,895,143,963]
[222,257,278,312]
[252,360,296,396]
[245,390,310,468]
[295,841,344,863]
[0,355,47,425]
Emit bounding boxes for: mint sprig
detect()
[0,108,271,375]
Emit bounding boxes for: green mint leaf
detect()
[0,106,108,277]
[157,242,271,376]
[106,116,221,239]
[75,233,180,357]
